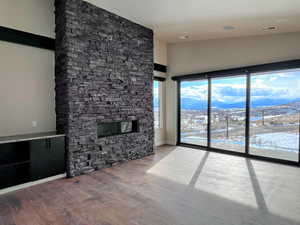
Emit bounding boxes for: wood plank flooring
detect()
[0,145,300,225]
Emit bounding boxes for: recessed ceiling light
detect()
[263,26,277,31]
[223,26,235,30]
[179,35,189,40]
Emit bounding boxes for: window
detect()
[210,76,247,152]
[249,70,300,162]
[153,80,161,129]
[177,61,300,164]
[180,80,208,146]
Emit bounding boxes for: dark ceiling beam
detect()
[0,26,55,50]
[154,63,167,73]
[0,26,168,72]
[154,76,166,81]
[172,59,300,81]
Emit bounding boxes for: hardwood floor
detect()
[0,145,300,225]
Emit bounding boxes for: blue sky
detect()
[180,70,300,104]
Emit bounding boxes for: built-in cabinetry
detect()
[0,132,65,190]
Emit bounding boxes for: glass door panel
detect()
[180,80,208,146]
[153,80,161,129]
[250,70,300,161]
[210,76,247,153]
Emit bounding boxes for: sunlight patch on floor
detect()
[147,147,207,186]
[148,146,300,221]
[148,147,258,208]
[193,153,258,208]
[249,160,300,223]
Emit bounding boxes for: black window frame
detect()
[174,59,300,167]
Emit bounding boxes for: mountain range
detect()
[180,98,300,110]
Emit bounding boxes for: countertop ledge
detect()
[0,132,65,144]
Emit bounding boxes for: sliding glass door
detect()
[180,80,208,146]
[211,76,247,152]
[249,70,300,162]
[178,67,300,164]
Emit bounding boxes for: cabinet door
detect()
[0,164,30,189]
[30,139,51,181]
[48,136,65,176]
[0,142,30,189]
[0,142,30,166]
[30,137,65,181]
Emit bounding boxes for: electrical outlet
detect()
[32,121,37,127]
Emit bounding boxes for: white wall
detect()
[0,0,55,136]
[154,39,168,65]
[166,32,300,144]
[0,0,55,38]
[0,41,56,136]
[0,0,167,139]
[154,39,167,146]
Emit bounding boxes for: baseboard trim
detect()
[0,174,66,195]
[155,140,166,146]
[165,140,176,145]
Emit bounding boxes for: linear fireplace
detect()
[97,121,139,138]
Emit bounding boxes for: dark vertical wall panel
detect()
[55,0,154,177]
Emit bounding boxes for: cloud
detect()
[181,84,208,101]
[211,83,246,103]
[181,71,300,104]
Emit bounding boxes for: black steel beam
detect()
[0,26,168,72]
[154,63,167,73]
[172,59,300,81]
[154,76,166,82]
[0,26,55,50]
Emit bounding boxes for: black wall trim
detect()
[154,76,166,82]
[176,81,181,145]
[0,26,166,72]
[0,26,55,50]
[154,63,167,73]
[172,59,300,81]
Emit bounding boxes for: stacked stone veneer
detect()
[55,0,154,177]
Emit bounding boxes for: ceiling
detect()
[85,0,300,43]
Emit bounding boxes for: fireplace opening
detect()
[97,120,139,138]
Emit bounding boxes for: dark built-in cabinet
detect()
[0,134,65,190]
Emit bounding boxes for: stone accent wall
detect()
[55,0,154,177]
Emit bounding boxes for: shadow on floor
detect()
[0,145,299,225]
